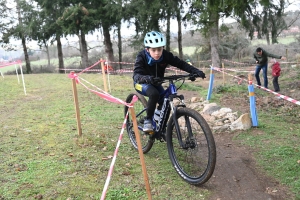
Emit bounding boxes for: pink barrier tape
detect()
[0,61,22,68]
[195,60,212,63]
[167,66,185,73]
[60,68,134,73]
[100,111,129,200]
[278,61,299,64]
[213,67,248,83]
[68,71,139,198]
[68,72,137,107]
[115,69,133,73]
[60,68,103,72]
[222,59,299,66]
[213,67,300,106]
[254,85,300,106]
[100,60,135,65]
[78,60,101,75]
[223,68,255,73]
[222,59,251,65]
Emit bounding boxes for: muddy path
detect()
[204,132,291,200]
[181,90,292,200]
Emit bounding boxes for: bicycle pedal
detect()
[159,138,166,143]
[144,130,155,135]
[156,133,166,142]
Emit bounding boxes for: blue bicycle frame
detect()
[136,80,178,134]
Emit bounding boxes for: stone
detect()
[202,103,221,115]
[190,97,201,103]
[230,113,252,131]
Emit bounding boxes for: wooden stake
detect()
[70,71,82,136]
[100,59,108,93]
[248,72,253,81]
[129,107,152,200]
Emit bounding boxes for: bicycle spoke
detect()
[167,108,216,185]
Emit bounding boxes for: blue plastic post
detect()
[206,66,214,100]
[248,74,258,127]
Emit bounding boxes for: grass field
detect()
[250,35,298,46]
[1,66,300,199]
[0,73,211,199]
[1,29,299,199]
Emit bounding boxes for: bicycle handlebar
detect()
[153,74,198,84]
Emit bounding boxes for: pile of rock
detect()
[185,97,252,133]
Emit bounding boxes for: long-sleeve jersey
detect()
[253,49,282,67]
[133,49,200,83]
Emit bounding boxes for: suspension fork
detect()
[170,97,189,149]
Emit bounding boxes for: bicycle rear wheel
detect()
[124,93,154,153]
[166,107,216,185]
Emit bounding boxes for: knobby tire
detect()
[166,107,216,185]
[124,93,154,153]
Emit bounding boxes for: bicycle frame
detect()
[125,74,216,185]
[135,77,193,148]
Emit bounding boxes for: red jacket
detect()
[272,62,281,77]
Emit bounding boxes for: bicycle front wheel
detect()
[166,107,216,185]
[124,93,154,153]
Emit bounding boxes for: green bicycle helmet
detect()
[144,31,166,48]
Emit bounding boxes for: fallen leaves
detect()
[102,155,113,160]
[266,187,278,194]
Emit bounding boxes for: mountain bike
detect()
[124,74,216,185]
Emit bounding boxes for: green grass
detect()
[235,111,300,198]
[29,57,82,67]
[0,73,209,199]
[1,71,300,199]
[251,35,298,46]
[207,71,300,198]
[0,64,20,73]
[172,46,201,56]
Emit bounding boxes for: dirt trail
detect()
[205,133,291,200]
[181,90,292,200]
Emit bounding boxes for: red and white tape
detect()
[255,85,300,105]
[212,67,300,106]
[100,111,129,200]
[60,68,103,72]
[101,60,135,65]
[68,72,139,199]
[0,61,22,68]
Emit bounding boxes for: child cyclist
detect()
[133,31,206,132]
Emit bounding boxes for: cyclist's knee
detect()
[145,86,159,98]
[148,91,159,100]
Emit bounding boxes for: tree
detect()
[0,0,36,73]
[187,0,224,68]
[35,0,76,73]
[124,0,164,48]
[28,6,52,68]
[100,0,123,67]
[186,0,289,67]
[240,0,286,44]
[235,0,299,45]
[57,2,98,68]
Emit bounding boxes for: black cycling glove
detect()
[139,75,153,84]
[194,70,206,79]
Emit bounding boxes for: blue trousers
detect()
[134,83,165,119]
[255,64,268,88]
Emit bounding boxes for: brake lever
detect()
[188,74,196,81]
[153,77,164,85]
